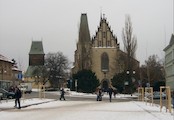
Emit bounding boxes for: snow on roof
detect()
[12,67,21,72]
[0,54,13,63]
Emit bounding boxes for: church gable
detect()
[92,16,118,48]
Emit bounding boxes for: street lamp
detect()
[70,79,72,90]
[126,70,136,95]
[75,79,77,92]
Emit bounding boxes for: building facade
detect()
[0,54,13,80]
[72,14,139,89]
[0,54,22,89]
[164,34,174,91]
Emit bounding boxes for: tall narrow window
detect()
[101,52,109,72]
[103,32,106,38]
[107,41,111,47]
[98,41,102,47]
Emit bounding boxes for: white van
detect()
[20,83,32,94]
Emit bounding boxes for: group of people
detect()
[59,87,117,102]
[11,86,118,109]
[12,86,66,109]
[96,87,117,102]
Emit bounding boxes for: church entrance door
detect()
[102,80,108,92]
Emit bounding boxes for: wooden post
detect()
[138,87,144,101]
[22,88,25,103]
[160,86,172,113]
[39,83,41,99]
[42,84,45,98]
[39,83,45,99]
[160,86,162,112]
[145,87,153,106]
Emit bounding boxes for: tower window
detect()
[99,41,102,47]
[107,41,111,47]
[103,32,106,38]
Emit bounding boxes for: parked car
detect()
[153,91,166,99]
[0,88,15,99]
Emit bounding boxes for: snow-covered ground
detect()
[0,92,173,120]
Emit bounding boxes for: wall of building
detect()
[91,47,118,81]
[0,60,13,80]
[164,44,174,91]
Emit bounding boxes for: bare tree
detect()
[122,15,137,70]
[145,55,164,86]
[32,66,49,85]
[45,52,70,89]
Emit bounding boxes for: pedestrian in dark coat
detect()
[113,89,117,98]
[14,86,22,109]
[96,89,102,101]
[108,87,113,102]
[60,88,66,101]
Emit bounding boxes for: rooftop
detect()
[0,54,13,63]
[29,41,44,55]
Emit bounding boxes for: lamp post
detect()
[70,79,72,90]
[75,79,77,92]
[126,70,136,96]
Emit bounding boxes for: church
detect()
[72,13,139,89]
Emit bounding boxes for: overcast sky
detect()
[0,0,173,71]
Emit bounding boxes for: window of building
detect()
[99,41,102,47]
[107,41,111,47]
[103,32,106,38]
[101,52,109,72]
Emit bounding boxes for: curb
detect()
[0,99,57,111]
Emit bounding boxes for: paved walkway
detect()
[0,98,173,120]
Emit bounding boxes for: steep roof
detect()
[169,34,174,45]
[92,15,118,47]
[12,67,22,72]
[24,66,39,77]
[29,41,44,55]
[164,34,174,51]
[78,14,91,43]
[0,54,13,63]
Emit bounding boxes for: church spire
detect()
[77,13,91,70]
[78,13,91,43]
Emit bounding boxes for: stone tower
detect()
[72,14,91,73]
[29,41,45,66]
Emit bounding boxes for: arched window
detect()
[101,52,109,72]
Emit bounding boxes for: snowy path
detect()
[0,99,173,120]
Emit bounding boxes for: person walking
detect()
[96,89,102,101]
[113,89,117,98]
[59,88,66,101]
[14,86,22,109]
[108,87,113,102]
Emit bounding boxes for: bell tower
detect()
[29,41,45,66]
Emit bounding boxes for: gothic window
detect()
[103,32,106,38]
[98,41,102,47]
[101,52,109,72]
[107,41,111,47]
